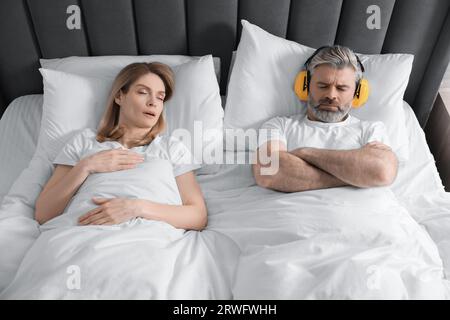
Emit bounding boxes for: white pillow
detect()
[224,20,413,161]
[38,55,223,164]
[41,55,222,86]
[224,22,314,134]
[38,70,111,161]
[351,53,413,161]
[0,95,42,203]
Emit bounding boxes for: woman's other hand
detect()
[78,197,144,225]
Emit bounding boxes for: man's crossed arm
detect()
[253,140,398,192]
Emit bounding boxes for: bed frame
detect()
[0,0,449,128]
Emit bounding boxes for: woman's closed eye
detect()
[138,90,164,100]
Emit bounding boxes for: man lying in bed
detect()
[253,45,398,192]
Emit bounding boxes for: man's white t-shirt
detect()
[42,128,200,230]
[258,113,392,151]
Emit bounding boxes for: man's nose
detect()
[324,87,338,100]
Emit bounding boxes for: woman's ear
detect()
[114,91,123,106]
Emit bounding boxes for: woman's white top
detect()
[41,128,200,230]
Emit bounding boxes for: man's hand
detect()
[253,141,349,192]
[364,141,392,151]
[78,197,145,226]
[293,141,392,159]
[293,142,398,188]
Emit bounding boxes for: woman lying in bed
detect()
[34,62,207,231]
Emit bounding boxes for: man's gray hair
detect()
[308,45,363,84]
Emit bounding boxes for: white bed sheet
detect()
[1,96,450,299]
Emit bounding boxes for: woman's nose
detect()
[147,94,156,106]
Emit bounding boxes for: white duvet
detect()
[0,218,238,299]
[2,161,449,299]
[198,163,450,299]
[1,98,450,299]
[0,153,239,299]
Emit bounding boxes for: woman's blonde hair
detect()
[96,62,175,148]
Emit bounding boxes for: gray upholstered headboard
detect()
[0,0,449,127]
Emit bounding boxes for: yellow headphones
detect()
[294,46,370,108]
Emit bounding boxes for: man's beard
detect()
[307,96,352,123]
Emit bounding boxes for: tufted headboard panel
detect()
[0,0,449,127]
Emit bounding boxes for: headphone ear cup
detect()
[352,78,370,108]
[294,70,309,101]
